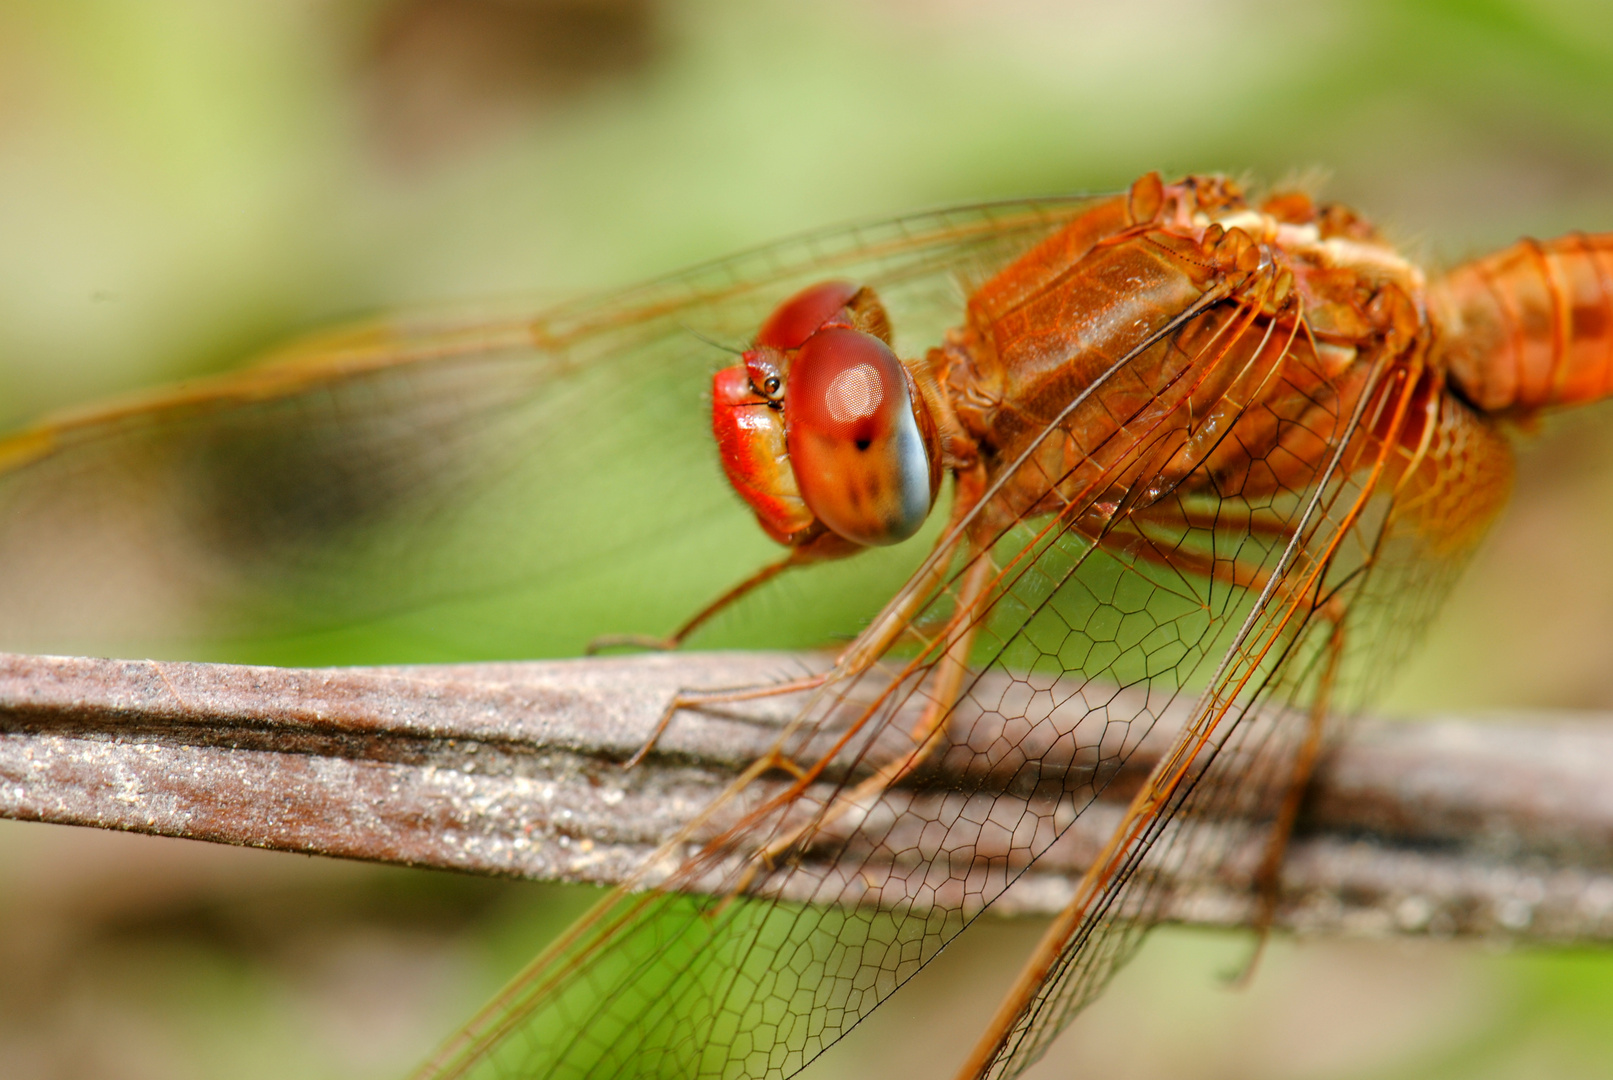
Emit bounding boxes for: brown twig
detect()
[1,650,1610,943]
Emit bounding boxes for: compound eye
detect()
[784,327,936,546]
[756,280,861,350]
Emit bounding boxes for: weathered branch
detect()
[1,650,1610,944]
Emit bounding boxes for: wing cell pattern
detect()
[0,194,1518,1080]
[417,234,1513,1079]
[0,200,1101,661]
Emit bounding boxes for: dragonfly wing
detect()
[413,242,1517,1080]
[968,368,1515,1078]
[0,197,1105,661]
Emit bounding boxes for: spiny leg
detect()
[586,549,806,655]
[1229,606,1347,986]
[589,552,824,768]
[618,530,975,769]
[621,669,831,770]
[1094,512,1348,627]
[747,548,997,872]
[621,469,990,769]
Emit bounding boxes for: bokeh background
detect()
[4,0,1613,1077]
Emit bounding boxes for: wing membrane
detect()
[0,198,1104,662]
[414,257,1351,1078]
[419,254,1513,1079]
[972,365,1515,1079]
[1,192,1515,1080]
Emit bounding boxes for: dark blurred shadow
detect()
[0,820,590,1080]
[358,0,662,168]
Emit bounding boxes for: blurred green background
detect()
[4,0,1613,1077]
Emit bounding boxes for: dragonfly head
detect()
[712,280,942,549]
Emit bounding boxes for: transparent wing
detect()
[971,364,1516,1078]
[413,251,1511,1080]
[0,196,1104,663]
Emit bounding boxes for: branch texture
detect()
[1,650,1610,944]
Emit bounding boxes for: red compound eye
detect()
[784,327,936,546]
[755,280,861,350]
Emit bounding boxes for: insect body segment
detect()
[1431,232,1613,413]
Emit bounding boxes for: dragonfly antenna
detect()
[679,322,745,355]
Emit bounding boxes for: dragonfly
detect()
[0,172,1605,1079]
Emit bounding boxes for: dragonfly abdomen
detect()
[1433,232,1613,413]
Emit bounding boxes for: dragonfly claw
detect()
[584,632,680,655]
[622,693,684,768]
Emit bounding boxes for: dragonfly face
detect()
[712,279,943,549]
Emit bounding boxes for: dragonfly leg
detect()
[1095,517,1279,595]
[1229,611,1347,985]
[585,550,806,654]
[618,539,963,768]
[621,671,831,769]
[1097,514,1352,626]
[748,549,996,870]
[625,468,991,770]
[697,544,993,913]
[620,544,966,768]
[619,536,967,769]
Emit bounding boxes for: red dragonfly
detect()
[0,173,1605,1079]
